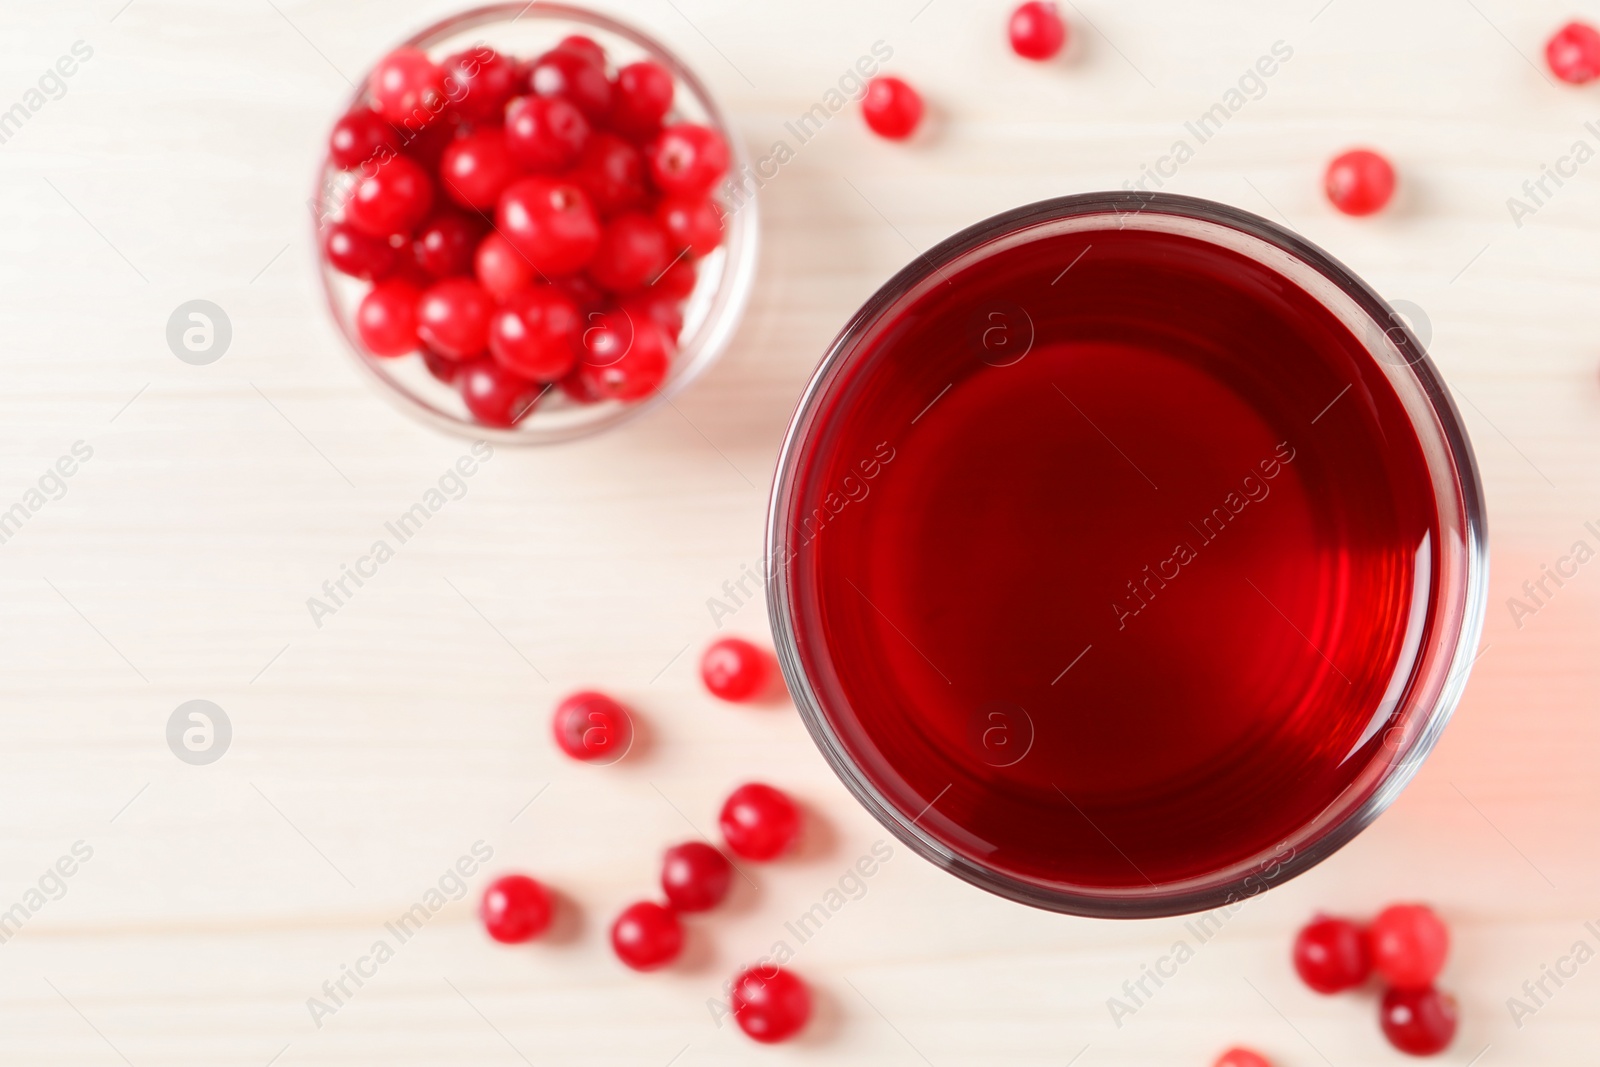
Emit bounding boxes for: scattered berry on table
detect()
[480,874,554,943]
[719,783,801,861]
[1009,2,1068,61]
[1293,914,1372,994]
[1547,21,1600,84]
[1379,985,1458,1056]
[1369,903,1449,989]
[660,841,734,912]
[730,966,812,1043]
[611,900,684,970]
[1213,1049,1272,1067]
[1324,148,1396,216]
[862,76,924,140]
[700,637,771,702]
[551,690,634,763]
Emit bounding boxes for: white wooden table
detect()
[2,0,1598,1063]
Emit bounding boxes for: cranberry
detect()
[551,690,633,762]
[412,213,483,279]
[730,967,811,1043]
[504,95,591,173]
[1213,1050,1271,1067]
[1293,915,1371,994]
[1370,903,1449,989]
[556,273,608,314]
[439,129,517,210]
[527,47,612,121]
[497,177,602,276]
[719,783,801,861]
[475,232,536,302]
[555,34,607,70]
[660,841,733,912]
[610,61,674,138]
[490,287,581,381]
[657,195,723,257]
[862,76,924,140]
[700,638,770,702]
[324,222,399,280]
[329,107,399,169]
[1325,148,1396,216]
[588,212,670,293]
[1379,986,1458,1056]
[441,47,519,124]
[1548,21,1600,84]
[578,312,671,401]
[369,47,447,128]
[416,278,493,360]
[480,874,553,943]
[398,112,463,170]
[559,367,605,405]
[610,901,683,971]
[356,279,421,357]
[647,123,730,196]
[649,258,698,300]
[571,132,648,217]
[345,153,434,237]
[458,358,542,427]
[422,346,461,384]
[620,291,685,343]
[1009,2,1068,60]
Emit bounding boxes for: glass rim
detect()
[765,191,1490,919]
[310,1,760,446]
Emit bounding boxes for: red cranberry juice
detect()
[785,223,1440,890]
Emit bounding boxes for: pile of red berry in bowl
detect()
[312,3,758,442]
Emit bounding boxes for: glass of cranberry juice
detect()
[767,194,1487,918]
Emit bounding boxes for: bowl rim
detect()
[764,190,1490,919]
[311,1,760,445]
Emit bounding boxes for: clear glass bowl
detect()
[312,2,759,444]
[767,192,1489,918]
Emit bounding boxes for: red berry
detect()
[578,312,671,401]
[862,76,924,140]
[441,47,520,124]
[719,783,800,861]
[551,690,633,762]
[610,60,675,138]
[489,287,580,381]
[369,47,447,129]
[660,841,733,913]
[475,232,536,302]
[620,291,685,344]
[497,177,602,276]
[504,95,591,173]
[588,212,670,293]
[1379,986,1458,1056]
[649,258,698,300]
[422,345,461,384]
[647,123,730,196]
[458,358,542,427]
[329,107,399,169]
[730,966,811,1043]
[611,901,682,971]
[559,367,605,405]
[324,221,399,280]
[439,129,517,210]
[1009,2,1068,60]
[412,213,483,279]
[556,34,607,69]
[657,195,723,257]
[527,47,612,121]
[345,153,434,238]
[480,874,553,943]
[571,132,648,217]
[1325,148,1396,216]
[555,273,607,314]
[1548,21,1600,84]
[700,638,770,702]
[416,278,493,360]
[356,280,421,357]
[1213,1050,1271,1067]
[1293,915,1371,994]
[1370,903,1449,989]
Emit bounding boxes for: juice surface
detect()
[784,222,1440,891]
